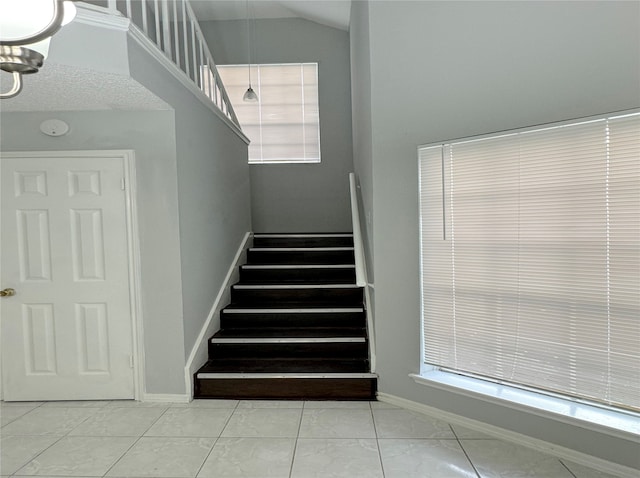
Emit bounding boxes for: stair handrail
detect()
[90,0,240,128]
[349,172,376,372]
[349,173,366,287]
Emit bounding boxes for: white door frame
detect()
[0,150,145,401]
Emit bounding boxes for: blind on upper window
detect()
[217,63,321,164]
[419,112,640,412]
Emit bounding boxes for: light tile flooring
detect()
[0,399,626,478]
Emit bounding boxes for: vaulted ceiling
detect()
[0,1,352,112]
[189,0,352,31]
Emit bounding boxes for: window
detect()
[217,63,321,164]
[419,111,640,412]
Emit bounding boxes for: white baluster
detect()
[161,0,172,60]
[104,0,241,128]
[207,61,214,100]
[182,0,190,78]
[173,0,180,68]
[190,18,197,84]
[141,0,149,35]
[198,38,204,89]
[154,0,161,50]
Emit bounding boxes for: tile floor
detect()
[0,399,627,478]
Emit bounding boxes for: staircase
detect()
[194,233,377,400]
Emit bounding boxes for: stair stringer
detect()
[184,232,252,398]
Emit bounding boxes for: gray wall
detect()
[349,0,375,281]
[0,17,253,396]
[201,18,354,233]
[351,0,640,468]
[0,110,187,395]
[127,40,253,375]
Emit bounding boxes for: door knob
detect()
[0,288,16,297]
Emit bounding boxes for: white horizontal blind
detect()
[608,114,640,407]
[419,112,640,411]
[217,63,321,164]
[419,145,455,366]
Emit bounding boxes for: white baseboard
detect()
[183,232,252,397]
[142,393,190,403]
[376,392,638,478]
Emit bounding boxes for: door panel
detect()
[1,153,135,401]
[17,209,53,281]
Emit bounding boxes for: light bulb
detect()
[0,0,76,60]
[0,0,56,41]
[62,1,77,26]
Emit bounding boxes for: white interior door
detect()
[1,152,135,401]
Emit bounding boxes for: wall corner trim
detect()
[376,392,638,477]
[141,393,190,403]
[75,3,131,31]
[183,232,253,397]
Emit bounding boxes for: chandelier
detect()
[0,0,77,99]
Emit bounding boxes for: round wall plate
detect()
[40,119,70,137]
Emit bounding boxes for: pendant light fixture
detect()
[242,0,258,102]
[0,0,77,99]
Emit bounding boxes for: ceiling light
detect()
[243,0,258,103]
[243,86,258,102]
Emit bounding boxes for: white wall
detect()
[0,110,187,395]
[201,18,354,233]
[49,20,130,75]
[349,0,375,282]
[0,14,253,396]
[351,0,640,468]
[126,39,253,375]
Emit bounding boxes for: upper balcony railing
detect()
[80,0,239,128]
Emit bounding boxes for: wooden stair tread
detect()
[222,306,364,312]
[195,377,376,400]
[212,327,366,339]
[199,358,370,374]
[246,249,355,265]
[195,232,376,400]
[253,234,354,248]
